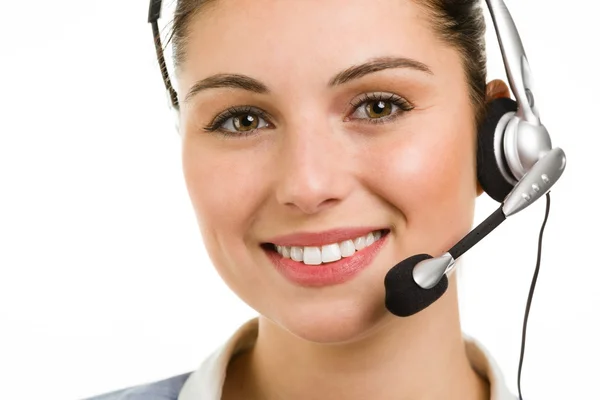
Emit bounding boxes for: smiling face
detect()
[177,0,481,343]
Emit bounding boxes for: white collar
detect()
[178,318,515,400]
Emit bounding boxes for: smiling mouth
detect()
[263,229,389,266]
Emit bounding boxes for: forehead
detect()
[179,0,455,91]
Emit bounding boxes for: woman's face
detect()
[179,0,480,343]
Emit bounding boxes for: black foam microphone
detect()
[384,147,566,317]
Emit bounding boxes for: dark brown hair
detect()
[169,0,488,124]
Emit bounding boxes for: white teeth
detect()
[290,246,304,262]
[321,243,342,263]
[365,232,375,246]
[340,240,355,257]
[303,247,322,265]
[353,236,367,251]
[274,230,384,266]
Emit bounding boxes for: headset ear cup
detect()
[477,97,519,203]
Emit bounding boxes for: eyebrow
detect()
[185,74,270,103]
[184,56,432,103]
[328,56,433,86]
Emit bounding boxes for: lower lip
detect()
[264,233,388,287]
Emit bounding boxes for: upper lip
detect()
[264,227,387,247]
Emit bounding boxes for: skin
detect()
[176,0,510,398]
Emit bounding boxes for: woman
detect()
[91,0,517,398]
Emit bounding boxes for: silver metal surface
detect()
[486,0,539,125]
[494,112,519,185]
[486,0,555,181]
[503,116,553,180]
[413,253,456,290]
[502,147,566,217]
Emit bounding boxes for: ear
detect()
[485,79,511,102]
[476,79,512,197]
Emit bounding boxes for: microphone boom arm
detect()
[413,147,566,290]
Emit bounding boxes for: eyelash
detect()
[202,92,414,136]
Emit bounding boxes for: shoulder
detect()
[84,372,193,400]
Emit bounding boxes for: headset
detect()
[148,1,566,399]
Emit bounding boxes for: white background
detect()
[0,1,598,399]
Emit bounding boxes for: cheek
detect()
[365,114,477,249]
[181,139,273,299]
[181,138,268,249]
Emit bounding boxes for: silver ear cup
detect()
[477,96,553,203]
[502,116,553,181]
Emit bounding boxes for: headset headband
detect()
[148,0,179,109]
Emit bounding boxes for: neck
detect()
[223,279,490,400]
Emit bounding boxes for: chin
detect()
[266,294,392,344]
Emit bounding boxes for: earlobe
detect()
[485,79,511,102]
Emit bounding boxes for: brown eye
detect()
[233,114,259,132]
[365,100,393,119]
[207,108,271,134]
[348,92,414,123]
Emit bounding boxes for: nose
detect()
[274,119,354,215]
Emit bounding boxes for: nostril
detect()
[283,197,340,215]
